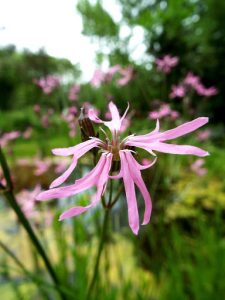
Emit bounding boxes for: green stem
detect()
[0,147,67,300]
[86,208,110,299]
[86,179,124,299]
[109,183,123,208]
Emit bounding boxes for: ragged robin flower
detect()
[36,102,209,234]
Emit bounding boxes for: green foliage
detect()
[77,0,225,123]
[0,46,80,110]
[77,0,118,38]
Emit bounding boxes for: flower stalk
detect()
[86,207,110,299]
[86,178,119,299]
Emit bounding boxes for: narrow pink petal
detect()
[125,120,160,143]
[73,153,107,188]
[50,156,78,188]
[121,103,130,122]
[119,151,139,235]
[108,101,120,124]
[124,151,152,225]
[49,139,101,188]
[148,142,209,156]
[52,139,99,156]
[59,154,112,221]
[127,117,208,144]
[59,205,92,220]
[88,109,103,124]
[36,184,80,201]
[158,117,209,141]
[151,119,160,134]
[36,153,108,201]
[136,156,157,170]
[109,170,123,179]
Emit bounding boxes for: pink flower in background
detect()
[105,64,121,81]
[141,158,153,166]
[55,160,70,174]
[195,84,218,97]
[33,75,60,94]
[41,114,50,128]
[170,85,186,98]
[0,170,6,187]
[0,131,21,147]
[91,69,106,87]
[183,72,201,89]
[17,185,42,218]
[196,129,211,141]
[23,127,33,139]
[158,104,171,117]
[117,66,133,86]
[155,55,179,74]
[183,72,218,97]
[37,102,209,234]
[33,104,41,114]
[148,103,179,121]
[83,102,100,118]
[149,111,161,120]
[69,126,76,138]
[170,110,180,120]
[68,84,80,101]
[148,104,171,120]
[16,158,30,166]
[190,159,207,176]
[120,117,130,133]
[34,159,51,176]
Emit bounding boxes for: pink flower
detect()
[117,66,133,86]
[16,158,30,166]
[34,159,51,176]
[190,159,207,176]
[149,111,161,120]
[148,103,179,121]
[105,106,130,132]
[33,75,60,94]
[41,114,50,128]
[36,102,209,234]
[17,185,41,218]
[196,129,211,141]
[155,55,179,74]
[91,69,106,87]
[170,85,186,98]
[141,158,153,166]
[105,64,121,81]
[33,104,41,114]
[195,84,218,97]
[68,84,80,101]
[55,160,70,174]
[183,72,201,88]
[0,131,20,147]
[170,110,180,120]
[83,102,100,117]
[23,127,33,139]
[0,169,6,187]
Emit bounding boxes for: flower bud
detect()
[78,108,96,141]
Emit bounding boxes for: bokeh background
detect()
[0,0,225,299]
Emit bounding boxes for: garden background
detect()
[0,0,225,299]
